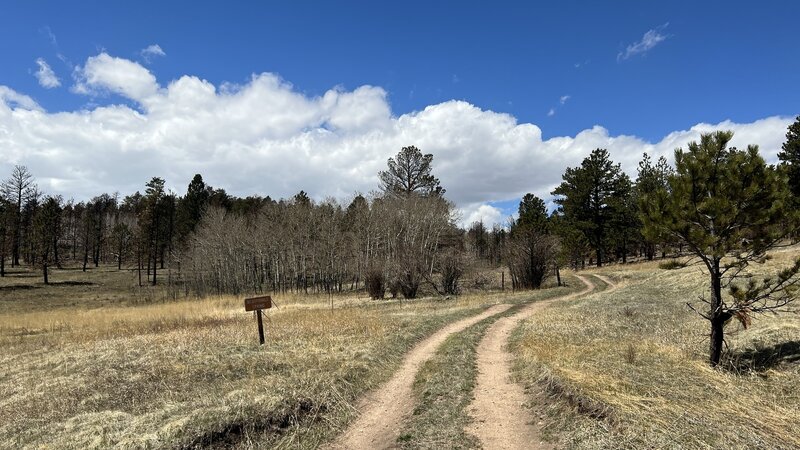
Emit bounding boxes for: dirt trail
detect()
[592,273,619,292]
[466,274,595,450]
[325,303,514,450]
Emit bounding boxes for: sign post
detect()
[244,295,272,345]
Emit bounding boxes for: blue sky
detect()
[0,1,797,224]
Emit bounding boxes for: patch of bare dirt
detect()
[466,275,595,450]
[325,303,514,450]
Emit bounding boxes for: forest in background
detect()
[2,117,800,308]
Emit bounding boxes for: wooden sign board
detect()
[245,296,272,311]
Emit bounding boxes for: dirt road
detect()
[465,274,597,450]
[325,303,513,449]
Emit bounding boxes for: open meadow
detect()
[3,249,798,449]
[0,263,573,449]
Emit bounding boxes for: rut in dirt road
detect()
[466,274,597,450]
[325,303,513,450]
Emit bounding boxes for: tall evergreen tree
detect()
[778,115,800,201]
[379,146,445,197]
[143,177,166,285]
[642,131,799,367]
[608,173,638,263]
[507,193,557,289]
[552,148,627,267]
[636,153,674,259]
[175,174,210,244]
[1,165,36,266]
[516,193,548,232]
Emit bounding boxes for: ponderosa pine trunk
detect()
[709,259,725,367]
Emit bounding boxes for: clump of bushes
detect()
[659,260,687,270]
[365,268,385,299]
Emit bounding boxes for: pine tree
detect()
[379,146,445,197]
[142,177,166,285]
[641,131,798,367]
[778,116,800,201]
[516,193,548,233]
[636,153,674,259]
[508,194,558,289]
[33,196,62,284]
[1,165,36,266]
[175,174,210,244]
[552,148,627,267]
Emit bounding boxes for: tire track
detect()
[325,303,514,449]
[465,274,595,450]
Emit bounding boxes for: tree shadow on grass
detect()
[0,284,40,291]
[724,340,800,372]
[48,281,94,286]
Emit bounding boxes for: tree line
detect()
[3,117,800,366]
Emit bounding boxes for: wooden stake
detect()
[256,309,265,345]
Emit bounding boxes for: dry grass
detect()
[511,251,800,449]
[0,263,556,449]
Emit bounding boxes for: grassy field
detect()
[0,263,562,449]
[3,252,798,449]
[511,251,800,449]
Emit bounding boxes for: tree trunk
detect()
[556,266,561,287]
[12,195,21,267]
[137,250,142,287]
[82,242,88,272]
[43,263,48,284]
[709,259,725,367]
[596,248,603,267]
[710,315,725,367]
[53,235,60,268]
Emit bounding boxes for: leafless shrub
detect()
[438,249,464,295]
[471,272,492,290]
[506,229,560,289]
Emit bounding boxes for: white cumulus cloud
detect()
[618,23,670,61]
[462,203,506,228]
[0,52,793,225]
[72,52,160,103]
[34,58,61,88]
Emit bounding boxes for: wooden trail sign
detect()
[244,295,272,345]
[245,296,272,311]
